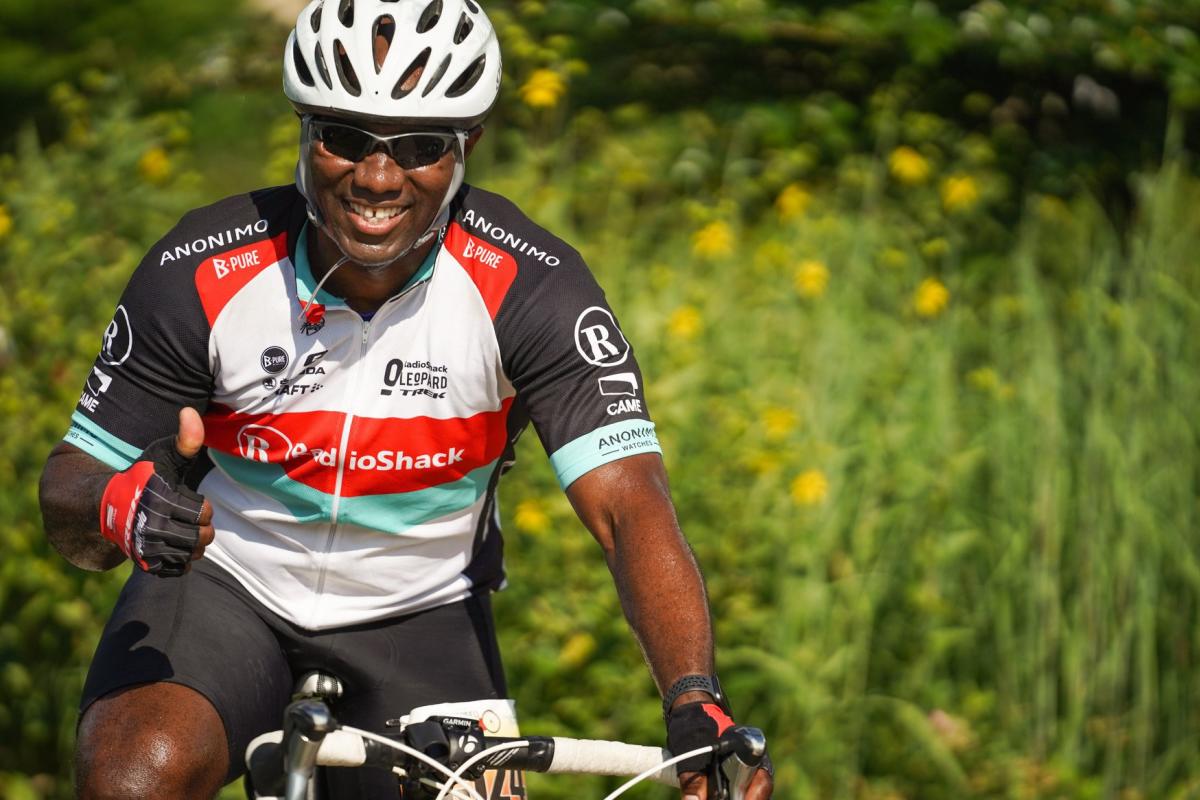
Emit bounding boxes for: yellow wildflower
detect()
[793,259,829,298]
[889,146,931,185]
[668,305,703,341]
[775,183,812,220]
[138,147,171,185]
[691,221,734,258]
[0,205,11,241]
[558,632,596,668]
[513,499,551,534]
[790,469,829,506]
[914,277,950,318]
[519,69,566,108]
[763,407,797,441]
[941,174,980,213]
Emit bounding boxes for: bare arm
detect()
[565,453,716,709]
[38,442,125,571]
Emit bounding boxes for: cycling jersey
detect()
[65,184,661,629]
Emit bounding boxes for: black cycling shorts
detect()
[81,559,507,795]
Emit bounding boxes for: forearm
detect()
[608,506,714,694]
[567,455,716,699]
[38,443,125,571]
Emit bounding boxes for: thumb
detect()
[175,406,205,459]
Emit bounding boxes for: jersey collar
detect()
[293,221,441,308]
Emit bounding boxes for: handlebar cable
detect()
[432,740,532,800]
[337,724,486,800]
[600,746,717,800]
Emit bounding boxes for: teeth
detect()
[349,202,402,221]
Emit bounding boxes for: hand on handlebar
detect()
[667,702,773,799]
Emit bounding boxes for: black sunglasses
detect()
[307,118,457,169]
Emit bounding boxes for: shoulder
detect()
[448,184,584,276]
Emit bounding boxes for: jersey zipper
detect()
[303,261,439,627]
[307,313,372,626]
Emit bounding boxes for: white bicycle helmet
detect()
[283,0,502,254]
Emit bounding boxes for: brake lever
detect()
[711,726,767,800]
[283,699,336,800]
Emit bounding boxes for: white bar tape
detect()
[315,730,369,766]
[245,729,371,769]
[547,738,680,787]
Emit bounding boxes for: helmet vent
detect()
[453,13,473,44]
[446,54,484,97]
[373,15,395,73]
[292,38,316,87]
[311,4,322,31]
[421,54,451,97]
[314,42,333,89]
[417,0,442,33]
[464,0,479,13]
[392,47,430,99]
[334,40,362,96]
[337,0,354,27]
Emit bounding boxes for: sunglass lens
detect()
[392,135,452,168]
[316,124,371,161]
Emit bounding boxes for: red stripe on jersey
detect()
[203,399,513,496]
[445,223,518,320]
[194,232,289,326]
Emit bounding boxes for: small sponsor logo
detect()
[606,398,643,416]
[101,305,134,366]
[79,366,113,412]
[598,372,638,397]
[260,346,290,374]
[462,237,506,269]
[380,358,449,398]
[237,424,295,463]
[597,425,658,458]
[212,248,262,280]
[303,350,328,367]
[574,307,629,367]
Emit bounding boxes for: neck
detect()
[308,226,435,314]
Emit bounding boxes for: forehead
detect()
[311,115,450,136]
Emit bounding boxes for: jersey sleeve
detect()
[496,251,661,490]
[65,217,214,470]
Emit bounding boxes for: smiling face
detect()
[307,117,461,271]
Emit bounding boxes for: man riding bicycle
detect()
[39,1,773,797]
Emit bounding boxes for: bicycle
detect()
[243,673,767,800]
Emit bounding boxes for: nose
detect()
[353,149,407,196]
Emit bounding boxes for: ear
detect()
[463,126,486,158]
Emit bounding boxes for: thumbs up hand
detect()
[98,407,215,577]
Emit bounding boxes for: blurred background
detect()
[2,0,1200,797]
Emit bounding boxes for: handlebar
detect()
[246,700,767,800]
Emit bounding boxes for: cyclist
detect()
[38,0,773,797]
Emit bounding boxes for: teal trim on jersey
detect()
[549,419,662,490]
[64,412,139,470]
[210,450,498,534]
[294,223,440,307]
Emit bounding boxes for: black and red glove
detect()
[99,435,207,577]
[667,701,774,797]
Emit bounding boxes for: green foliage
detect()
[0,85,201,795]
